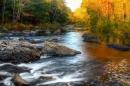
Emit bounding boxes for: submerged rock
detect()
[43,41,81,56]
[107,44,130,51]
[0,40,42,63]
[38,82,68,86]
[82,33,100,43]
[35,30,51,36]
[0,74,10,81]
[69,81,87,86]
[31,76,54,85]
[12,74,30,86]
[0,83,6,86]
[0,64,30,73]
[24,38,44,44]
[46,37,62,42]
[0,69,12,81]
[35,29,64,36]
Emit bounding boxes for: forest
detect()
[1,0,130,34]
[0,0,70,31]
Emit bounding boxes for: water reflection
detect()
[83,39,130,85]
[100,33,130,45]
[19,32,130,85]
[2,31,130,86]
[85,42,130,61]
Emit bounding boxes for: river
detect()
[1,31,130,86]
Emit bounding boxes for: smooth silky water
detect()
[1,31,130,86]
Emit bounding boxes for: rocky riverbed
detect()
[0,32,130,86]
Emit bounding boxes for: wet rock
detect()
[43,41,81,56]
[0,74,10,81]
[0,70,12,81]
[0,40,42,63]
[24,38,44,44]
[39,76,53,81]
[53,29,62,35]
[51,83,68,86]
[35,28,65,36]
[63,25,75,31]
[6,31,25,36]
[107,44,130,51]
[85,80,124,86]
[38,82,68,86]
[0,64,30,73]
[31,76,54,85]
[0,83,6,86]
[46,37,62,42]
[109,81,123,86]
[12,74,30,86]
[53,28,66,35]
[35,30,51,36]
[69,81,87,86]
[4,31,36,37]
[82,33,100,43]
[86,80,100,86]
[36,45,44,51]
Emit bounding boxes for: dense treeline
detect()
[80,0,130,35]
[71,0,130,45]
[0,0,70,30]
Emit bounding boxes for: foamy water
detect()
[0,32,98,86]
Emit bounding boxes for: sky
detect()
[65,0,82,12]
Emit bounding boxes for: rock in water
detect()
[0,64,30,73]
[107,44,130,51]
[82,33,100,43]
[43,41,81,56]
[12,74,29,86]
[0,40,42,63]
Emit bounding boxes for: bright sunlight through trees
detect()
[65,0,82,12]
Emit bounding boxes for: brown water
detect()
[86,42,130,61]
[82,32,130,85]
[62,32,130,85]
[1,31,130,86]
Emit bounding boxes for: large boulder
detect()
[43,41,81,56]
[0,40,42,63]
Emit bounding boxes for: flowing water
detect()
[1,31,130,86]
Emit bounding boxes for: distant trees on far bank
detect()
[0,0,70,27]
[77,0,130,35]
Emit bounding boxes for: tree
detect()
[0,0,21,23]
[87,8,100,32]
[23,0,69,24]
